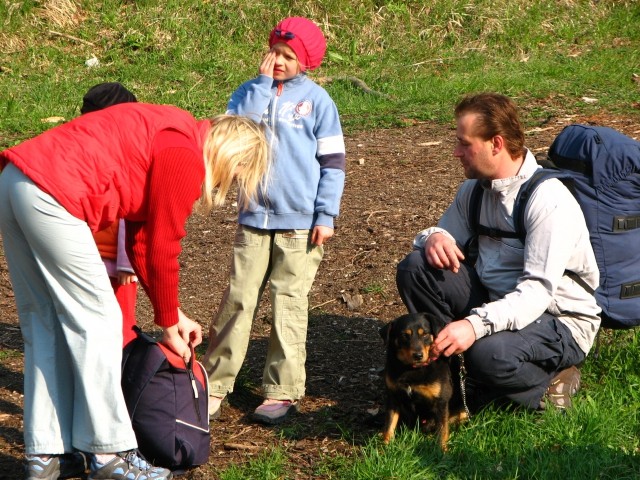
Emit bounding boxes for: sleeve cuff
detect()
[154,308,180,328]
[467,314,490,340]
[315,212,335,228]
[413,227,456,249]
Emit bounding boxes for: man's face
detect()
[453,113,497,180]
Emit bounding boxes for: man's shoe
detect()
[252,399,299,425]
[88,450,172,480]
[544,366,581,409]
[25,452,88,480]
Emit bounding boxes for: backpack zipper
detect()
[186,356,202,423]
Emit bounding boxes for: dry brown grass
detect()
[35,0,84,28]
[0,33,26,55]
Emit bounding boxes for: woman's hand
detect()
[160,308,203,362]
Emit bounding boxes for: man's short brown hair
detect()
[454,93,525,159]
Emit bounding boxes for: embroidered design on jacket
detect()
[295,100,313,117]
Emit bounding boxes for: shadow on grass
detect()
[442,442,640,479]
[345,423,640,479]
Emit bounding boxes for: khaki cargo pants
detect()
[203,225,324,400]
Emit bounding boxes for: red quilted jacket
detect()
[1,103,210,327]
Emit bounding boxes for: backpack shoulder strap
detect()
[468,165,594,296]
[514,166,596,295]
[469,180,524,240]
[513,166,575,242]
[468,180,484,234]
[121,331,167,414]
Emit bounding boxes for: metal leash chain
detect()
[458,353,471,419]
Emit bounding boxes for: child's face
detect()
[270,43,301,80]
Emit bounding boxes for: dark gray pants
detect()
[396,249,585,410]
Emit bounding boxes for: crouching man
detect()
[396,92,601,412]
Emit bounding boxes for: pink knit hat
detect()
[268,17,327,71]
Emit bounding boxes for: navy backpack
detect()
[121,330,210,472]
[469,124,640,329]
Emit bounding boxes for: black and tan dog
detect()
[379,312,467,451]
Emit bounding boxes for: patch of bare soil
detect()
[1,113,639,479]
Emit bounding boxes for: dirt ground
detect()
[1,112,639,479]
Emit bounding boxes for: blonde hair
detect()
[198,115,269,212]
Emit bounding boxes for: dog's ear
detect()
[428,314,448,336]
[379,322,391,346]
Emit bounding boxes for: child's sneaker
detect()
[252,399,299,425]
[88,450,172,480]
[25,452,88,480]
[208,395,226,420]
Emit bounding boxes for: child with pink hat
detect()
[203,16,346,424]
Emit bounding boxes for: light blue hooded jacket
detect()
[227,73,346,229]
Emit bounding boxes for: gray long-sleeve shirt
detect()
[413,150,601,355]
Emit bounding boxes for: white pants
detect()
[0,164,137,454]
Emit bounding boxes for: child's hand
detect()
[259,50,276,77]
[311,225,334,246]
[118,271,138,285]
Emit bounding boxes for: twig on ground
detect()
[365,210,388,223]
[223,443,262,452]
[351,249,373,265]
[48,30,94,46]
[410,55,467,67]
[310,298,337,310]
[187,77,203,104]
[316,76,391,98]
[226,426,253,441]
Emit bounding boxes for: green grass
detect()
[219,448,288,480]
[361,283,386,296]
[1,1,640,478]
[1,0,639,145]
[0,348,21,362]
[210,330,640,479]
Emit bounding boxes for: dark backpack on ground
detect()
[468,124,640,329]
[121,329,210,472]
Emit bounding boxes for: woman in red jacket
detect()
[0,104,268,480]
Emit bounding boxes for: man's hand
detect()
[424,232,465,273]
[430,320,475,361]
[311,225,334,246]
[160,308,203,362]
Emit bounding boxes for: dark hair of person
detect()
[81,82,137,114]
